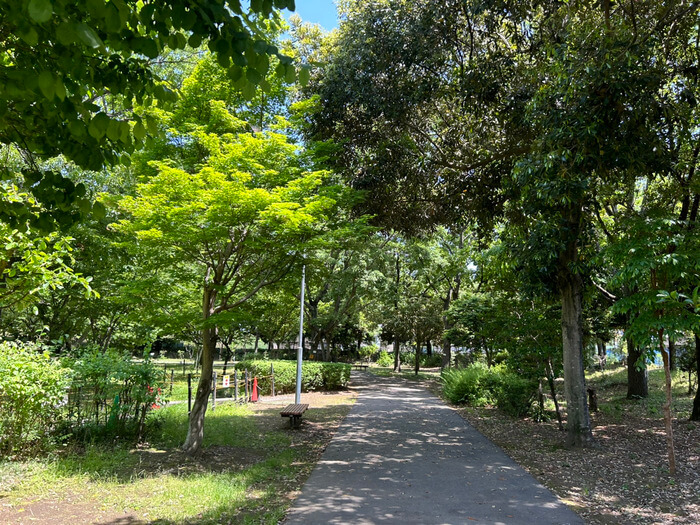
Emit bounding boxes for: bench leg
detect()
[290,415,301,428]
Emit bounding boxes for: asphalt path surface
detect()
[284,371,584,525]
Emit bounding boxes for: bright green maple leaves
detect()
[1,0,300,230]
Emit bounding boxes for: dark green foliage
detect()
[235,360,350,395]
[489,372,537,417]
[441,363,536,416]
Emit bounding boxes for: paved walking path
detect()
[285,372,584,525]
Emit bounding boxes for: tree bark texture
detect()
[560,270,594,447]
[393,336,401,372]
[183,286,217,455]
[183,326,216,454]
[668,337,676,371]
[659,330,677,475]
[627,339,649,398]
[414,340,421,375]
[393,252,401,373]
[441,296,453,368]
[691,334,700,421]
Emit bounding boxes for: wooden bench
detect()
[352,363,369,370]
[280,403,309,428]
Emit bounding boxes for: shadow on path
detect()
[284,372,583,525]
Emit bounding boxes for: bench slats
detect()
[281,403,309,416]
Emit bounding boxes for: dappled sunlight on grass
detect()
[0,392,355,524]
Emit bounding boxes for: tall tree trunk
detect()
[659,330,676,475]
[393,251,401,373]
[668,337,676,372]
[691,334,700,421]
[441,339,451,369]
[221,342,231,376]
[183,325,216,455]
[183,287,217,455]
[426,340,432,356]
[560,270,594,447]
[597,340,606,369]
[414,339,421,376]
[627,338,648,398]
[393,337,401,372]
[482,337,493,367]
[441,296,452,368]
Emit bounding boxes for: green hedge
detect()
[234,360,351,395]
[399,351,443,368]
[441,363,536,416]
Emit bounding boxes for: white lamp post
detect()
[295,263,306,404]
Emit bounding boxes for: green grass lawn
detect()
[0,397,354,524]
[587,364,696,419]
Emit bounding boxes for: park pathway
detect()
[284,372,584,525]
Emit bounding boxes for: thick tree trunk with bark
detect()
[691,334,700,421]
[441,339,451,369]
[441,296,453,368]
[627,339,648,398]
[560,269,594,447]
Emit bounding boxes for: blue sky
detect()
[284,0,339,31]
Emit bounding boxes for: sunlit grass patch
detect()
[1,391,353,524]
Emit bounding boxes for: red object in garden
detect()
[252,377,259,402]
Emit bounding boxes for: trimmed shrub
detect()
[376,351,393,367]
[320,362,351,390]
[235,360,350,395]
[0,342,70,457]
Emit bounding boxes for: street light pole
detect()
[295,263,306,404]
